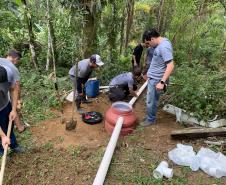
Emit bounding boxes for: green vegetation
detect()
[1,0,225,122]
[0,1,226,183]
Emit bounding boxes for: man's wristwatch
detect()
[160,80,166,85]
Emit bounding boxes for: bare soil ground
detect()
[4,94,226,185]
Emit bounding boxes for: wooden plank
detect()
[171,127,226,139]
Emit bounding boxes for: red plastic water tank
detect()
[105,102,138,136]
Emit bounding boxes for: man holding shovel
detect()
[69,54,104,113]
[0,50,23,156]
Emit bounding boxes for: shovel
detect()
[0,120,12,185]
[66,63,77,131]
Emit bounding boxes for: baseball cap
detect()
[0,66,8,83]
[90,54,104,66]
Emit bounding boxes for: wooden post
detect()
[171,128,226,139]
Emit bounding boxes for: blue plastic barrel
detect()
[85,80,100,97]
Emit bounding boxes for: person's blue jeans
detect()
[0,102,18,154]
[146,79,162,123]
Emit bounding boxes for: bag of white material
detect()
[197,147,226,178]
[168,144,199,171]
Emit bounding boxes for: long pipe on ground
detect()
[92,117,124,185]
[92,81,148,185]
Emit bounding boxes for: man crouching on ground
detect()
[108,67,142,102]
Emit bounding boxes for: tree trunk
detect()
[46,0,57,71]
[21,0,37,69]
[83,4,100,58]
[124,0,134,53]
[107,1,119,62]
[120,5,126,55]
[46,31,51,71]
[157,0,165,33]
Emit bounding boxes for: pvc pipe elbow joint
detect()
[153,161,173,179]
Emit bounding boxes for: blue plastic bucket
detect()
[85,80,100,97]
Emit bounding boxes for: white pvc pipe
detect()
[129,80,148,106]
[92,117,124,185]
[99,86,109,89]
[92,81,148,185]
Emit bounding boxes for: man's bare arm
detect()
[9,81,20,121]
[129,88,138,97]
[0,128,10,149]
[132,55,137,66]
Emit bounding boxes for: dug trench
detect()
[4,93,226,185]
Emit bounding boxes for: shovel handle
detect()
[0,120,13,185]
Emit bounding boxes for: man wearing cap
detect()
[69,54,104,112]
[0,50,23,155]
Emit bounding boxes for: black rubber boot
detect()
[75,96,86,114]
[76,96,82,109]
[81,96,92,104]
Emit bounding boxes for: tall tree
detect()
[157,0,165,33]
[46,0,57,71]
[119,5,126,54]
[82,0,103,57]
[124,0,135,52]
[107,0,120,62]
[21,0,37,69]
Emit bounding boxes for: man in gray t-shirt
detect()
[108,67,142,102]
[140,29,174,127]
[0,50,22,155]
[69,54,104,112]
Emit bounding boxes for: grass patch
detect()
[42,141,54,150]
[20,68,72,124]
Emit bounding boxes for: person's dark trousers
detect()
[109,84,137,102]
[109,86,126,102]
[77,77,89,95]
[70,75,89,109]
[69,75,88,95]
[0,102,18,154]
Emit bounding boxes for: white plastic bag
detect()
[168,144,199,171]
[197,148,226,178]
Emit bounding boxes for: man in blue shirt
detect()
[140,29,174,127]
[108,67,142,102]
